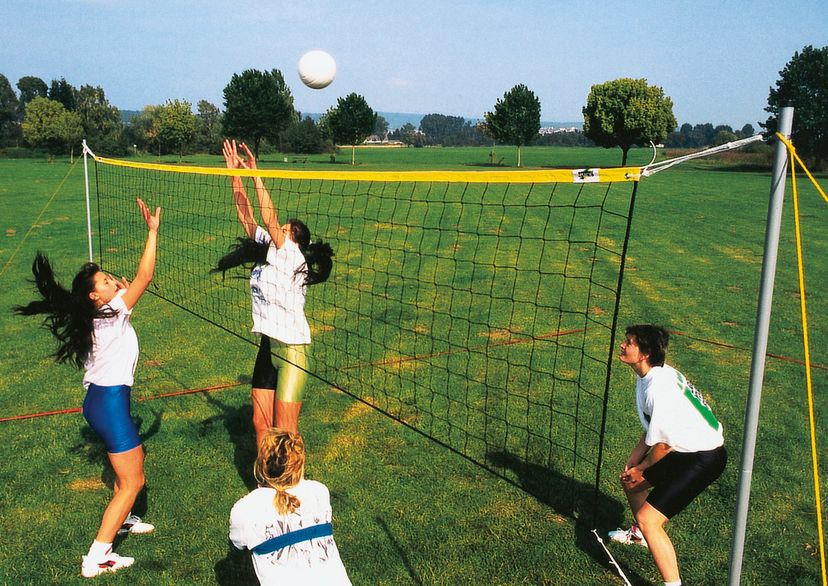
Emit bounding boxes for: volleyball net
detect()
[88,152,641,518]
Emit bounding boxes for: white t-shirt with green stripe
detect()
[636,364,724,453]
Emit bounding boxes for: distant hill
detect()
[301,111,581,131]
[121,107,581,131]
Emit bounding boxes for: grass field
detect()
[1,145,826,585]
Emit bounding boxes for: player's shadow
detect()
[214,546,258,585]
[197,377,258,490]
[70,409,164,546]
[487,450,649,585]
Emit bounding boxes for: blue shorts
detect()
[82,384,142,454]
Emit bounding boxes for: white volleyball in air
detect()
[298,50,336,89]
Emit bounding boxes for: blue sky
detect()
[2,0,825,127]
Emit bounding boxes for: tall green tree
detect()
[0,74,20,146]
[325,93,375,165]
[583,78,676,165]
[763,45,828,168]
[196,99,223,153]
[157,99,197,159]
[75,85,124,154]
[16,76,48,120]
[223,69,295,158]
[21,97,83,156]
[48,78,77,112]
[484,84,541,167]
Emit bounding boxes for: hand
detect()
[222,139,243,170]
[114,275,130,290]
[137,198,161,232]
[620,466,644,488]
[238,142,257,170]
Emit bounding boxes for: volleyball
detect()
[298,50,336,89]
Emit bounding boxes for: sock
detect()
[664,580,682,586]
[87,540,112,559]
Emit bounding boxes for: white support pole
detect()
[82,139,94,262]
[727,106,794,585]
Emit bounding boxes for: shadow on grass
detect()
[487,450,649,585]
[198,381,258,490]
[214,546,258,585]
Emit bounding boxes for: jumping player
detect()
[609,325,726,586]
[15,199,160,578]
[229,429,351,585]
[216,139,333,444]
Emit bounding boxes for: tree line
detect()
[1,44,825,167]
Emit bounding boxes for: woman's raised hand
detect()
[238,142,257,170]
[137,197,161,232]
[222,138,242,169]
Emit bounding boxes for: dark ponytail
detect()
[288,219,334,286]
[13,252,113,368]
[298,240,334,286]
[212,237,270,277]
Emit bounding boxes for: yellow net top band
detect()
[93,156,641,184]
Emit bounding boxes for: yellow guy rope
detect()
[777,132,828,586]
[0,160,79,281]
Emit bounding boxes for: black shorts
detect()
[643,446,727,519]
[251,335,278,390]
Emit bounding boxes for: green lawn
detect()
[0,146,826,585]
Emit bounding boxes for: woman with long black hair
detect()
[15,198,160,578]
[216,139,333,444]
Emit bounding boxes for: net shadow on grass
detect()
[487,450,648,585]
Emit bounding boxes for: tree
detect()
[583,78,676,165]
[16,76,48,120]
[0,74,20,146]
[284,116,324,154]
[373,114,389,140]
[419,113,466,146]
[325,93,375,165]
[196,100,222,153]
[21,97,83,156]
[48,78,77,112]
[157,99,197,158]
[126,105,163,155]
[75,85,124,154]
[389,122,418,146]
[763,45,828,168]
[223,69,295,158]
[484,84,541,167]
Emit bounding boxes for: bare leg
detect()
[251,388,276,447]
[95,445,145,543]
[636,502,680,583]
[275,400,302,434]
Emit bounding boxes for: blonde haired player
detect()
[229,429,350,585]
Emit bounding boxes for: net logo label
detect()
[572,168,600,183]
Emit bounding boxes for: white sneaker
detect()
[608,524,648,548]
[81,551,135,578]
[118,514,155,536]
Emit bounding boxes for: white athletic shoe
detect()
[118,514,155,536]
[608,524,648,548]
[81,551,135,578]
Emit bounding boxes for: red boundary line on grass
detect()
[668,329,828,371]
[0,382,243,423]
[3,329,822,423]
